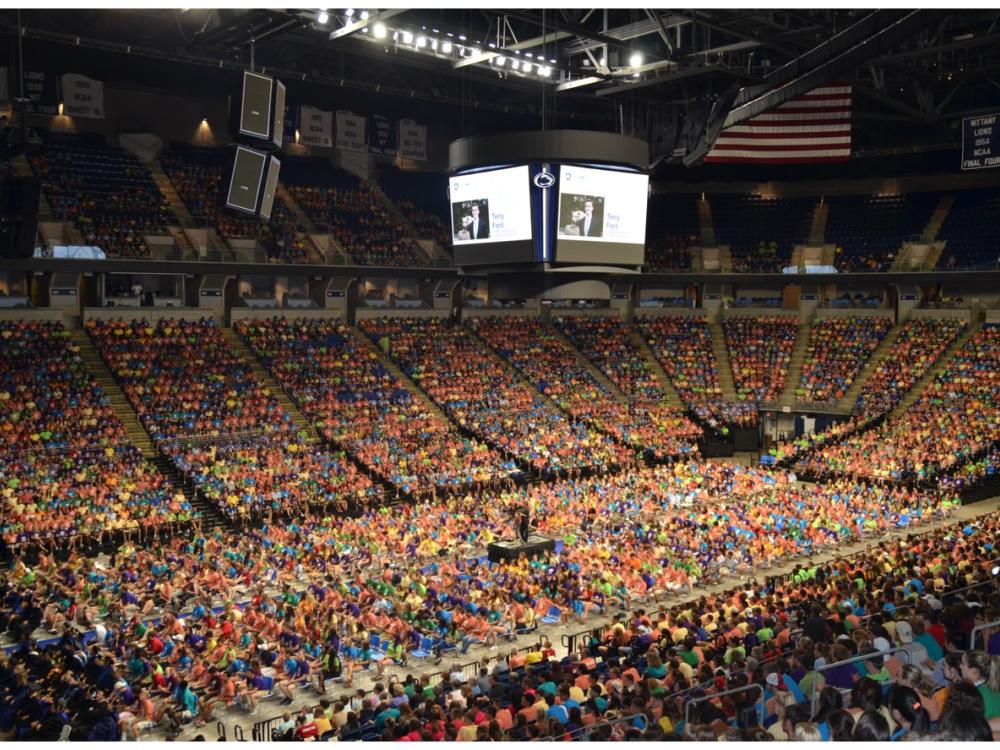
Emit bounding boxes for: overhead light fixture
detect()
[539,66,551,77]
[401,30,413,44]
[317,9,328,24]
[599,56,606,66]
[373,22,386,39]
[510,60,520,71]
[441,41,452,53]
[629,53,643,67]
[360,10,368,20]
[496,55,506,66]
[344,8,353,17]
[458,34,467,41]
[416,36,427,48]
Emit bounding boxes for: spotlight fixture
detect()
[373,22,386,39]
[629,52,642,67]
[317,9,328,24]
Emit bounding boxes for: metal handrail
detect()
[810,646,912,713]
[969,617,1000,651]
[684,682,764,728]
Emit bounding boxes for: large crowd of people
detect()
[0,321,193,545]
[467,316,701,459]
[723,316,799,404]
[30,141,175,259]
[637,316,756,429]
[359,317,633,475]
[287,184,426,267]
[233,317,513,497]
[790,323,1000,484]
[161,150,310,264]
[796,316,893,403]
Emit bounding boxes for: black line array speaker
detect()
[225,146,268,215]
[0,177,40,258]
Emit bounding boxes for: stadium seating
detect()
[233,316,513,496]
[0,320,193,543]
[723,316,799,403]
[826,192,940,272]
[468,316,701,458]
[283,160,427,266]
[378,168,452,255]
[796,316,892,403]
[553,316,665,400]
[360,316,632,474]
[29,131,175,258]
[644,193,700,271]
[160,145,310,264]
[795,322,1000,483]
[637,315,756,427]
[709,194,815,273]
[936,187,1000,270]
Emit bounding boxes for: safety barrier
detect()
[970,617,1000,651]
[684,682,764,728]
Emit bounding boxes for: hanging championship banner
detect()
[369,114,396,156]
[298,105,333,148]
[23,70,58,115]
[336,110,367,152]
[398,118,427,161]
[61,73,104,119]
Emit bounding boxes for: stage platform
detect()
[487,534,556,563]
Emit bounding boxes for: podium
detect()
[487,534,556,563]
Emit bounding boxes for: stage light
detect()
[458,34,467,41]
[496,55,506,66]
[539,66,552,77]
[416,36,427,48]
[373,22,386,39]
[344,8,353,17]
[317,10,328,24]
[359,10,368,20]
[441,41,452,53]
[401,31,413,44]
[629,52,642,67]
[510,60,520,71]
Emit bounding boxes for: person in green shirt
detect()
[962,651,1000,719]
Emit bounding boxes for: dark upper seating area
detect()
[161,144,310,264]
[936,187,1000,270]
[29,131,174,258]
[644,192,700,272]
[709,193,815,273]
[826,192,939,272]
[378,167,452,256]
[284,161,428,267]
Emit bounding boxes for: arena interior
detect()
[2,4,1000,744]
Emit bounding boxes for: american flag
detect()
[704,84,853,164]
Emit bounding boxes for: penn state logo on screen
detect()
[533,170,555,189]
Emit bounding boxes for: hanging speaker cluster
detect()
[226,71,284,219]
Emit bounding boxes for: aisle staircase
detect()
[625,327,685,408]
[151,455,230,532]
[365,179,440,264]
[836,323,902,412]
[353,327,452,423]
[149,161,194,227]
[71,330,155,458]
[779,319,813,407]
[921,194,955,242]
[809,200,829,245]
[222,328,317,439]
[548,322,628,401]
[697,197,716,245]
[709,321,738,400]
[887,314,984,420]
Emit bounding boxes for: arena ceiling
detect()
[6,8,1000,158]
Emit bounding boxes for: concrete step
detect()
[779,321,813,407]
[837,323,903,412]
[626,327,684,408]
[222,328,316,436]
[150,161,194,228]
[547,322,628,401]
[709,321,738,399]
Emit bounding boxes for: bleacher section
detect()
[377,167,452,255]
[284,160,427,266]
[29,131,175,258]
[644,192,699,271]
[723,315,799,403]
[825,192,939,272]
[709,193,815,273]
[936,187,1000,270]
[160,144,309,264]
[796,316,893,403]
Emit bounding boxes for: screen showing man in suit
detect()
[558,194,604,238]
[449,165,532,247]
[452,200,490,241]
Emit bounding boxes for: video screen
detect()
[449,165,534,265]
[555,165,649,265]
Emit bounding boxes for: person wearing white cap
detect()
[894,620,940,684]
